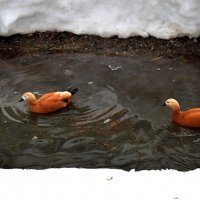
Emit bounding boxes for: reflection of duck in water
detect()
[162,98,200,128]
[19,88,78,113]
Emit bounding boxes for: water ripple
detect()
[0,53,199,170]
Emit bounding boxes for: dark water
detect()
[0,53,199,171]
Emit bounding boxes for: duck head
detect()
[19,92,36,103]
[161,98,180,111]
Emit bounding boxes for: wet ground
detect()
[0,53,199,170]
[0,32,200,59]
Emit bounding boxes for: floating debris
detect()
[150,56,163,62]
[157,67,161,71]
[108,65,122,71]
[32,136,38,140]
[103,119,111,124]
[64,69,74,77]
[88,82,93,85]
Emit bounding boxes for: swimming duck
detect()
[19,88,78,113]
[162,98,200,128]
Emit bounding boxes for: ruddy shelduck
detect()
[19,88,78,113]
[162,98,200,128]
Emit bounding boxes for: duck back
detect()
[172,110,200,128]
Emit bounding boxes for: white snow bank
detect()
[0,169,199,200]
[0,0,200,39]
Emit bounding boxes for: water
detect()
[0,53,199,170]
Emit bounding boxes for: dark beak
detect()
[19,98,24,102]
[161,103,166,106]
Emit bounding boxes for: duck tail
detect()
[67,87,78,95]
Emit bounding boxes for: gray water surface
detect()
[0,54,199,170]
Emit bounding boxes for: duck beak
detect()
[161,103,166,106]
[19,98,24,102]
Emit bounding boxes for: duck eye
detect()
[167,101,169,104]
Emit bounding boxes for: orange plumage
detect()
[162,98,200,128]
[19,88,78,113]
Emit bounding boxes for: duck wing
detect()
[38,92,72,102]
[34,92,72,112]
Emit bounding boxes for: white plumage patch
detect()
[55,91,71,96]
[55,92,62,95]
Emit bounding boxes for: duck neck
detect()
[172,109,180,115]
[171,105,181,117]
[172,108,181,123]
[28,95,37,105]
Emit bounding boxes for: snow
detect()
[0,0,200,39]
[0,169,199,200]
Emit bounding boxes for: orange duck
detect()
[19,88,78,114]
[162,98,200,128]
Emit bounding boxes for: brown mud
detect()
[0,32,200,59]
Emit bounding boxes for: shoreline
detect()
[0,32,200,59]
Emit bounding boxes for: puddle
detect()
[0,53,199,170]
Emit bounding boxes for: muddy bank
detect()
[0,32,200,59]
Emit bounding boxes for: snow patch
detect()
[0,0,200,38]
[0,169,199,200]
